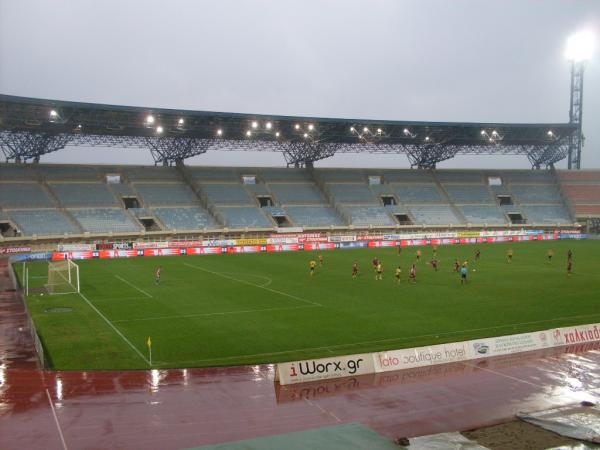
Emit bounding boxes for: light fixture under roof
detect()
[217,128,223,136]
[156,126,164,134]
[266,122,272,129]
[146,114,155,124]
[246,130,252,137]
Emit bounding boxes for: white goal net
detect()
[46,260,80,295]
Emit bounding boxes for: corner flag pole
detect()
[147,336,152,366]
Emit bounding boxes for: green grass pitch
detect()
[16,240,600,370]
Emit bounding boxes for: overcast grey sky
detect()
[1,0,598,169]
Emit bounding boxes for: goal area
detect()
[42,260,80,295]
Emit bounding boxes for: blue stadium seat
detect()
[0,183,53,208]
[284,206,344,227]
[69,208,141,233]
[215,206,272,228]
[8,209,80,235]
[269,183,326,204]
[49,183,119,206]
[153,207,217,230]
[134,183,198,206]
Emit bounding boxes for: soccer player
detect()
[375,263,383,281]
[155,266,162,284]
[409,263,417,283]
[352,261,359,279]
[309,259,317,276]
[547,249,554,263]
[372,257,380,271]
[397,245,402,255]
[567,249,573,262]
[460,264,468,285]
[567,259,573,277]
[453,259,460,272]
[318,253,324,267]
[430,258,438,272]
[432,245,438,258]
[395,266,402,284]
[507,249,513,263]
[416,249,422,262]
[475,249,481,261]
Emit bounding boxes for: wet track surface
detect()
[1,259,599,449]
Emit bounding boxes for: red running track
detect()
[1,259,599,449]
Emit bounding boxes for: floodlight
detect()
[308,124,314,131]
[480,130,486,135]
[425,136,430,142]
[547,130,554,136]
[377,128,382,134]
[363,127,369,133]
[49,110,58,118]
[492,130,498,136]
[266,122,272,129]
[350,127,355,132]
[403,128,409,135]
[566,30,595,62]
[246,130,252,137]
[217,128,223,136]
[146,114,155,124]
[303,133,308,138]
[275,131,280,137]
[251,121,258,129]
[156,126,164,134]
[295,124,300,130]
[178,118,185,126]
[77,124,82,129]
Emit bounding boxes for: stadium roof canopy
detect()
[0,94,577,169]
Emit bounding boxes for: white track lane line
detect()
[183,263,321,307]
[78,292,150,366]
[168,311,600,365]
[113,304,319,323]
[46,388,68,450]
[114,275,153,298]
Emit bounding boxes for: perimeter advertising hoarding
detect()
[57,244,94,252]
[235,238,268,246]
[552,323,600,346]
[143,248,182,257]
[266,244,300,252]
[303,242,337,251]
[328,235,357,243]
[99,249,138,259]
[368,240,397,248]
[227,245,263,254]
[374,342,470,372]
[186,247,223,255]
[275,353,376,385]
[0,246,32,254]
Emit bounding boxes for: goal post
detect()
[46,260,80,295]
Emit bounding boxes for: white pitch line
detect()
[114,275,153,298]
[168,311,600,365]
[78,291,150,366]
[113,304,319,323]
[183,263,321,307]
[46,388,68,450]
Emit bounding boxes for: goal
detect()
[45,260,80,295]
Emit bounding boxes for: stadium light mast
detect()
[565,30,594,169]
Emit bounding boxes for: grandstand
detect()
[0,164,583,239]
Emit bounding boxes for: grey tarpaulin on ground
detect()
[517,404,600,443]
[402,432,489,449]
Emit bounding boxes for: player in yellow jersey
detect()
[416,249,422,262]
[395,266,402,284]
[309,259,317,276]
[546,249,554,263]
[375,263,383,280]
[507,249,513,263]
[352,261,359,279]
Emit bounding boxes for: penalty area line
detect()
[183,263,321,307]
[114,274,153,298]
[78,291,150,366]
[112,304,319,323]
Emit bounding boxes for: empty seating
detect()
[259,168,311,182]
[0,164,34,180]
[521,205,571,224]
[0,183,53,207]
[562,185,600,203]
[124,166,180,181]
[215,207,271,228]
[503,171,554,183]
[443,185,493,203]
[326,183,376,204]
[245,184,271,195]
[37,165,99,180]
[510,184,561,203]
[109,183,135,197]
[436,171,484,183]
[574,205,600,215]
[408,205,461,225]
[285,206,344,227]
[134,183,198,205]
[343,206,396,226]
[318,170,365,182]
[268,183,326,204]
[153,207,216,230]
[558,170,600,182]
[49,183,118,206]
[382,170,433,183]
[8,209,80,235]
[70,209,140,233]
[188,167,239,182]
[392,184,443,203]
[199,184,253,204]
[459,205,508,224]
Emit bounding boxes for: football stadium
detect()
[1,2,600,449]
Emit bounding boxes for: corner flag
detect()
[147,336,152,366]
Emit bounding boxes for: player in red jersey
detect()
[430,258,438,271]
[409,263,417,283]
